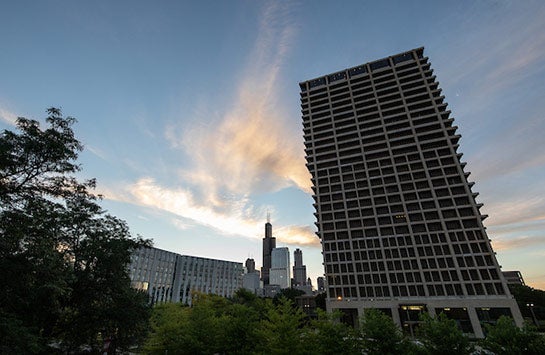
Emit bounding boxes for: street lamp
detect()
[526,303,538,327]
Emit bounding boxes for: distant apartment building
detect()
[301,47,522,336]
[129,247,243,305]
[269,247,291,289]
[502,271,525,286]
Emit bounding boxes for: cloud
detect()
[113,177,315,247]
[168,1,311,204]
[276,225,319,246]
[491,235,545,252]
[468,112,545,182]
[107,3,316,246]
[484,194,545,228]
[0,106,18,126]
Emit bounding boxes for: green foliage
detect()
[480,315,545,355]
[360,308,407,355]
[0,108,150,353]
[417,312,471,355]
[144,293,263,354]
[255,296,308,354]
[315,291,327,310]
[272,287,306,305]
[304,309,360,355]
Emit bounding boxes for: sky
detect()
[1,1,545,289]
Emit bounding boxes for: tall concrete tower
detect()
[300,47,522,336]
[261,214,276,285]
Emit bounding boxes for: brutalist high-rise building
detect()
[300,47,522,337]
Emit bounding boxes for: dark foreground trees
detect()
[0,109,150,353]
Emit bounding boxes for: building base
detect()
[327,296,523,338]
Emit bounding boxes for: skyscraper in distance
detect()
[270,247,291,289]
[261,214,276,285]
[293,248,308,286]
[300,47,522,337]
[245,258,256,273]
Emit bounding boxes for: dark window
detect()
[393,52,413,64]
[309,77,326,88]
[370,59,390,71]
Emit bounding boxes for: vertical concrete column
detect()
[510,303,524,327]
[391,306,402,328]
[467,307,484,338]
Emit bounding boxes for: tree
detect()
[416,313,471,355]
[272,287,306,305]
[359,309,407,355]
[0,108,150,353]
[480,315,545,355]
[255,297,308,354]
[304,309,360,355]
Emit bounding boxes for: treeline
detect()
[143,289,545,355]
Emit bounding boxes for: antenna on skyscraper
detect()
[267,211,271,224]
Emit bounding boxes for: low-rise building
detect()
[129,247,243,305]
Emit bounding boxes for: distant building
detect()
[261,215,276,285]
[293,248,308,287]
[245,258,256,273]
[129,247,243,305]
[243,258,261,294]
[129,247,178,304]
[270,247,291,289]
[317,277,325,293]
[296,294,318,318]
[502,271,525,286]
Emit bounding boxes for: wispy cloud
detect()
[0,106,18,126]
[168,2,310,202]
[491,235,545,252]
[106,3,315,246]
[469,112,545,182]
[108,177,317,246]
[485,194,545,228]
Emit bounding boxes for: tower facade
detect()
[261,216,276,285]
[270,247,291,289]
[293,248,307,286]
[300,47,522,336]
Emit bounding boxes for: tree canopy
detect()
[0,108,150,353]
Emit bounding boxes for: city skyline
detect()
[1,1,545,288]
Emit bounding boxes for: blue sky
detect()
[1,1,545,289]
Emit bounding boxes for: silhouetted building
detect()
[245,258,256,273]
[261,215,276,285]
[270,247,291,289]
[317,277,325,293]
[300,47,522,337]
[293,248,308,286]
